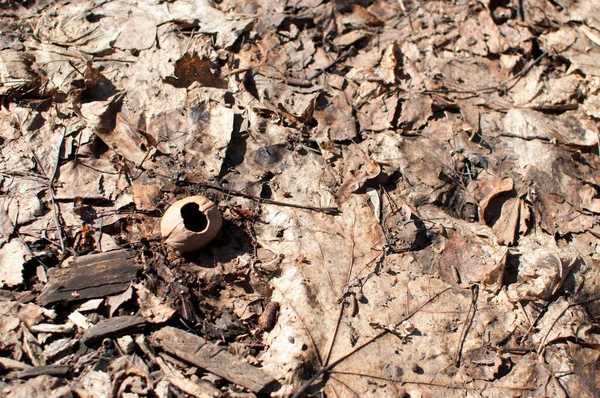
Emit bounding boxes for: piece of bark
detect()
[7,365,70,379]
[30,323,76,334]
[37,250,141,305]
[81,315,146,344]
[43,338,78,362]
[68,311,91,330]
[0,357,32,371]
[151,326,280,394]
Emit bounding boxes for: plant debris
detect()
[2,0,600,396]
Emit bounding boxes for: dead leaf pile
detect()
[2,0,600,396]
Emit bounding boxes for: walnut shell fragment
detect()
[160,196,222,252]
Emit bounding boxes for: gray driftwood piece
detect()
[37,250,140,305]
[82,315,146,344]
[151,326,279,393]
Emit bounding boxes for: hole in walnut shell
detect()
[180,202,208,232]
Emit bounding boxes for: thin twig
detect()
[0,170,49,181]
[454,284,479,367]
[48,128,69,260]
[197,182,340,214]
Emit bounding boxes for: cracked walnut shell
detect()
[160,196,222,252]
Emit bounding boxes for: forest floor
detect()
[2,0,600,397]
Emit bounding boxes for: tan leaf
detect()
[351,4,383,27]
[470,177,514,223]
[492,197,521,246]
[336,146,381,203]
[132,183,161,211]
[135,284,176,324]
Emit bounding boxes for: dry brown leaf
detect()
[56,158,118,201]
[106,285,133,318]
[17,303,47,329]
[492,197,521,246]
[182,98,234,179]
[0,50,38,98]
[398,94,433,130]
[336,146,381,203]
[351,4,384,27]
[564,341,600,397]
[468,177,514,223]
[332,30,371,48]
[132,183,161,211]
[135,284,176,324]
[436,227,507,292]
[507,236,568,301]
[504,108,598,147]
[314,90,357,142]
[0,314,20,334]
[377,42,400,84]
[165,53,227,89]
[463,347,502,381]
[356,93,397,131]
[525,165,596,235]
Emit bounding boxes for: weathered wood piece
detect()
[81,315,146,344]
[31,323,76,334]
[151,326,279,394]
[0,357,31,371]
[37,250,141,305]
[43,338,78,362]
[7,365,70,379]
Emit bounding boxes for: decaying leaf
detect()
[2,0,600,395]
[165,53,227,89]
[336,145,381,203]
[134,284,176,324]
[507,236,578,301]
[0,50,40,98]
[314,90,357,142]
[463,347,502,381]
[55,159,119,201]
[399,94,433,130]
[491,197,528,245]
[435,223,507,292]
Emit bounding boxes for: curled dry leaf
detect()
[469,176,514,222]
[160,196,222,252]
